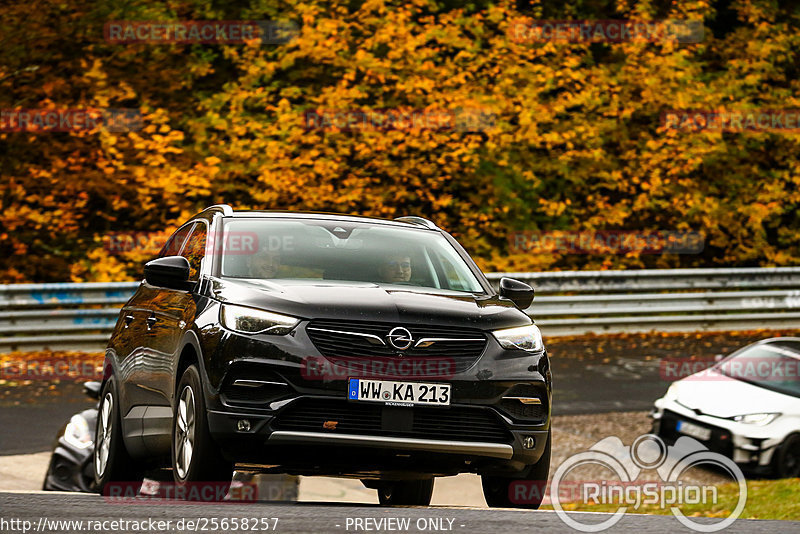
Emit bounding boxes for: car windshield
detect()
[716,344,800,398]
[218,218,484,293]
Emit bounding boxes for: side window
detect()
[159,225,192,258]
[180,223,207,282]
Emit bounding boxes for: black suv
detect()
[95,205,551,507]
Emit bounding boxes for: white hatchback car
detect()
[652,337,800,477]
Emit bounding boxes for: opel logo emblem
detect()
[387,327,414,351]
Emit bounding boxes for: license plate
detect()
[676,420,711,441]
[348,379,451,407]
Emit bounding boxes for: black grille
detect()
[498,385,548,423]
[221,382,289,406]
[658,409,733,458]
[306,320,487,374]
[273,398,512,443]
[499,399,547,423]
[220,365,290,406]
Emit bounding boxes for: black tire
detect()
[172,365,233,500]
[482,430,551,509]
[42,456,55,491]
[93,376,144,494]
[773,433,800,479]
[377,479,434,506]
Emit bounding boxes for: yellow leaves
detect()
[539,199,569,218]
[2,0,799,284]
[71,248,129,283]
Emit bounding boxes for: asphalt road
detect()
[0,352,668,457]
[551,354,663,414]
[0,387,95,456]
[3,492,798,534]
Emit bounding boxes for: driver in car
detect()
[248,248,282,278]
[378,254,412,283]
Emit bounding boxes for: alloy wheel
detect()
[175,385,196,479]
[95,392,113,477]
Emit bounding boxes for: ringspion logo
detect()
[547,434,746,532]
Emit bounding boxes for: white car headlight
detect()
[732,413,781,426]
[220,304,300,335]
[492,324,544,352]
[64,414,93,449]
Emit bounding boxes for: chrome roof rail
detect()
[394,216,438,230]
[201,204,234,216]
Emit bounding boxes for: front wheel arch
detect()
[171,364,233,492]
[772,432,800,478]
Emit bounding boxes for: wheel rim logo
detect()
[387,327,414,351]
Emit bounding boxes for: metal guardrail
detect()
[1,268,800,352]
[485,267,800,336]
[0,282,138,352]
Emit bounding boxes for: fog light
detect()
[522,436,536,449]
[237,419,251,432]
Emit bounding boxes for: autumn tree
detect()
[1,0,799,282]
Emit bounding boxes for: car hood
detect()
[672,369,800,418]
[208,278,531,330]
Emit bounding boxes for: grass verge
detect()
[542,478,800,520]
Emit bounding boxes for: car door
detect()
[139,221,206,453]
[125,222,192,400]
[110,290,149,394]
[116,224,192,455]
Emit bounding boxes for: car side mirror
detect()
[83,381,102,400]
[144,256,191,290]
[499,277,534,310]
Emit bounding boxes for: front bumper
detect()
[268,431,514,459]
[208,398,549,477]
[43,437,95,492]
[199,326,551,476]
[652,398,781,470]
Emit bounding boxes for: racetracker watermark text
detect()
[0,517,278,532]
[662,110,800,132]
[301,355,456,380]
[0,108,142,132]
[509,230,704,255]
[509,19,704,44]
[0,358,101,381]
[104,20,298,45]
[660,356,800,381]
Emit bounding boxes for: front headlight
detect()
[220,304,300,335]
[732,413,781,426]
[64,414,93,449]
[492,324,544,352]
